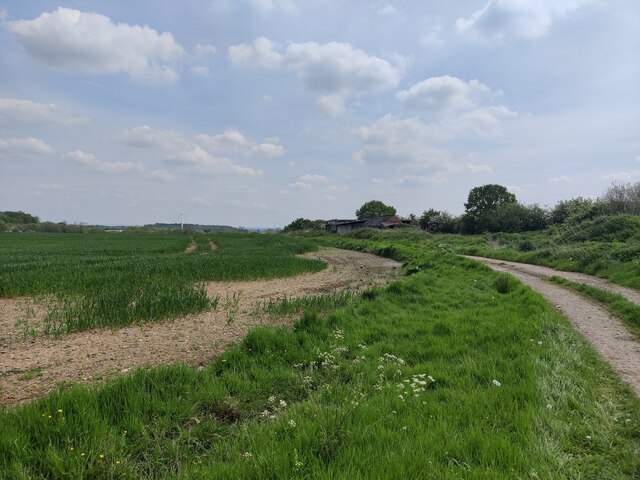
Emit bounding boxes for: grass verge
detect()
[550,276,640,338]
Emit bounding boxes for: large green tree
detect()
[355,200,397,219]
[464,184,516,218]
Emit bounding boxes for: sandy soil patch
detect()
[184,239,197,253]
[465,255,640,397]
[0,248,400,406]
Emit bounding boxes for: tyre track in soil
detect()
[0,248,401,407]
[464,255,640,397]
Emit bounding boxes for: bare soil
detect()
[184,239,197,253]
[0,248,400,406]
[465,255,640,397]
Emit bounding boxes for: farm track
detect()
[465,255,640,397]
[0,248,400,406]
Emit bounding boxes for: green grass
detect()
[0,233,325,334]
[550,276,640,338]
[1,239,638,479]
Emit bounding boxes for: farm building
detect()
[325,215,407,234]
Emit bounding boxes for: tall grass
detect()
[1,243,638,478]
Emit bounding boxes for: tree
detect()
[464,185,516,218]
[355,200,396,220]
[283,218,324,232]
[418,209,440,230]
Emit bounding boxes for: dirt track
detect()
[465,256,640,397]
[0,248,400,406]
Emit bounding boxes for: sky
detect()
[0,0,638,227]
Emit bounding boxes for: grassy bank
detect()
[550,276,640,338]
[0,233,324,335]
[1,237,638,479]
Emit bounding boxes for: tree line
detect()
[284,181,640,235]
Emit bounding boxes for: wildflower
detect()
[99,454,105,459]
[80,453,85,457]
[585,435,592,440]
[261,410,270,418]
[537,341,542,345]
[546,404,552,410]
[242,452,252,458]
[294,460,304,468]
[57,409,63,413]
[268,396,276,403]
[288,419,296,428]
[391,410,397,414]
[116,460,121,465]
[428,375,435,383]
[279,399,287,408]
[48,415,52,419]
[69,447,74,452]
[492,379,501,387]
[402,426,407,430]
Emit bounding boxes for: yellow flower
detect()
[80,453,85,457]
[69,447,74,451]
[116,460,121,465]
[57,409,63,413]
[99,454,105,459]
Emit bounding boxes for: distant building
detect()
[325,215,407,234]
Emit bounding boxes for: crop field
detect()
[0,232,639,479]
[0,233,324,335]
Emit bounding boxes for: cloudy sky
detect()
[0,1,638,227]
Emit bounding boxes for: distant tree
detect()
[355,200,397,220]
[418,209,440,230]
[283,218,324,232]
[600,182,640,215]
[426,212,458,233]
[464,185,516,218]
[0,211,40,224]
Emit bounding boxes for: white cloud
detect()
[377,5,398,15]
[63,150,141,173]
[249,0,296,14]
[10,7,184,83]
[189,66,211,78]
[0,97,88,126]
[316,95,346,118]
[354,115,447,166]
[171,145,262,177]
[298,174,328,183]
[119,126,185,149]
[289,181,312,190]
[353,115,495,183]
[548,175,572,183]
[456,0,595,42]
[448,105,517,136]
[146,169,175,182]
[396,76,491,112]
[0,137,54,158]
[420,19,444,47]
[602,171,640,182]
[0,8,7,23]
[397,161,493,186]
[196,128,285,157]
[229,37,400,96]
[194,43,217,56]
[251,143,285,157]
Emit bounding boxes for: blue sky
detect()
[0,0,638,227]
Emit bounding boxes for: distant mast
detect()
[180,209,184,232]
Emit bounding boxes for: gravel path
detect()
[464,256,640,397]
[0,248,400,407]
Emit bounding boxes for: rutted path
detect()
[464,255,640,397]
[0,248,400,406]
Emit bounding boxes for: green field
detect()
[0,233,324,335]
[0,232,638,479]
